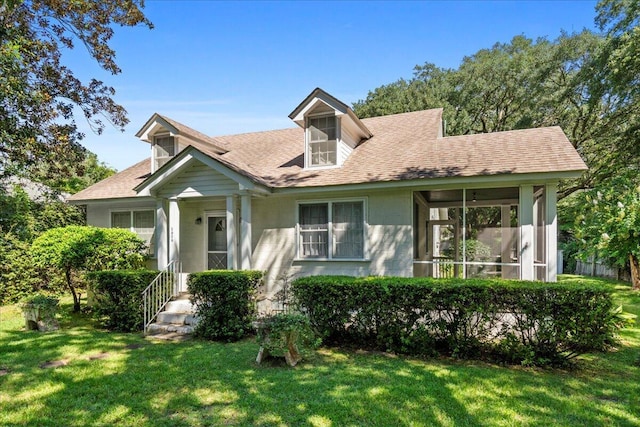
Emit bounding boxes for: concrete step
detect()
[156,312,199,325]
[164,299,196,314]
[146,322,194,335]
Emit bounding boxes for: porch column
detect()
[226,195,238,270]
[168,198,180,263]
[545,183,558,282]
[500,205,513,279]
[156,199,168,270]
[519,185,534,280]
[240,194,252,269]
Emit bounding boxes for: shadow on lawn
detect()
[5,333,639,426]
[2,282,639,426]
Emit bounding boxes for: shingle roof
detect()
[67,158,151,201]
[68,108,587,202]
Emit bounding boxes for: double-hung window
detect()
[154,136,175,171]
[111,210,156,257]
[308,116,337,167]
[298,200,365,259]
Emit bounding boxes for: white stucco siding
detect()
[157,162,238,198]
[250,189,414,300]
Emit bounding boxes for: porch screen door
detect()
[207,216,227,270]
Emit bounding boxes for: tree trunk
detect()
[629,254,640,290]
[66,268,81,312]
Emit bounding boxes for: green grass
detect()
[1,275,639,426]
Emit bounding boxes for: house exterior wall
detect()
[251,188,414,300]
[177,199,226,273]
[85,198,158,270]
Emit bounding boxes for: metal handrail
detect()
[142,260,181,335]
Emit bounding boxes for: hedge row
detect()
[86,270,159,332]
[292,276,621,366]
[188,270,262,342]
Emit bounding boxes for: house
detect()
[68,88,587,309]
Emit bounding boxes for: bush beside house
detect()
[292,276,621,366]
[87,270,159,332]
[188,270,262,342]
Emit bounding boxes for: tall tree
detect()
[0,0,151,183]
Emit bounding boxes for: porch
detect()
[413,184,557,282]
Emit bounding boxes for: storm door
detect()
[207,215,227,270]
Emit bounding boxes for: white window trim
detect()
[295,197,369,261]
[109,209,156,258]
[305,114,341,170]
[152,134,178,173]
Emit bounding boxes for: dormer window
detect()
[154,135,175,171]
[308,115,337,167]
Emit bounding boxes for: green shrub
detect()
[87,270,159,332]
[256,312,320,361]
[188,270,262,342]
[292,276,622,366]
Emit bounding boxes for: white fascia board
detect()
[271,170,582,196]
[291,97,347,126]
[67,196,156,205]
[136,114,179,142]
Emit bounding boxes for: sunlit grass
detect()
[1,276,639,426]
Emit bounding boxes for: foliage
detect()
[0,0,151,183]
[0,184,84,303]
[188,270,262,342]
[19,292,58,311]
[256,312,320,361]
[1,275,638,426]
[86,270,158,332]
[292,276,622,366]
[571,172,640,289]
[31,226,147,311]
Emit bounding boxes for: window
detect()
[154,136,175,171]
[298,200,365,259]
[308,116,337,167]
[111,210,156,257]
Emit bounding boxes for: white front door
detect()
[207,215,227,270]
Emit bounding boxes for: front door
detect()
[207,215,227,270]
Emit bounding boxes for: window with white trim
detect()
[111,210,156,257]
[153,136,175,171]
[307,116,337,167]
[298,200,365,259]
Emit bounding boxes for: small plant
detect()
[20,293,59,331]
[256,312,320,366]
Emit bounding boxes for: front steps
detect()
[145,293,198,339]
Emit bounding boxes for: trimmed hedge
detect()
[87,270,159,332]
[188,270,262,342]
[292,276,622,366]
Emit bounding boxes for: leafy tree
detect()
[352,28,638,200]
[31,226,147,311]
[571,172,640,289]
[0,0,151,183]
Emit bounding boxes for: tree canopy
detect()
[353,1,639,199]
[0,0,151,183]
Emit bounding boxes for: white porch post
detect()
[500,205,512,279]
[156,199,168,270]
[168,198,180,263]
[519,185,535,280]
[240,194,252,270]
[226,195,238,270]
[545,183,558,282]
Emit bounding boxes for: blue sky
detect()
[70,0,599,171]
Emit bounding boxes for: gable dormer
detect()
[289,88,372,169]
[136,113,227,173]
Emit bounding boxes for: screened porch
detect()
[413,184,557,282]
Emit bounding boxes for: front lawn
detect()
[1,275,639,426]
